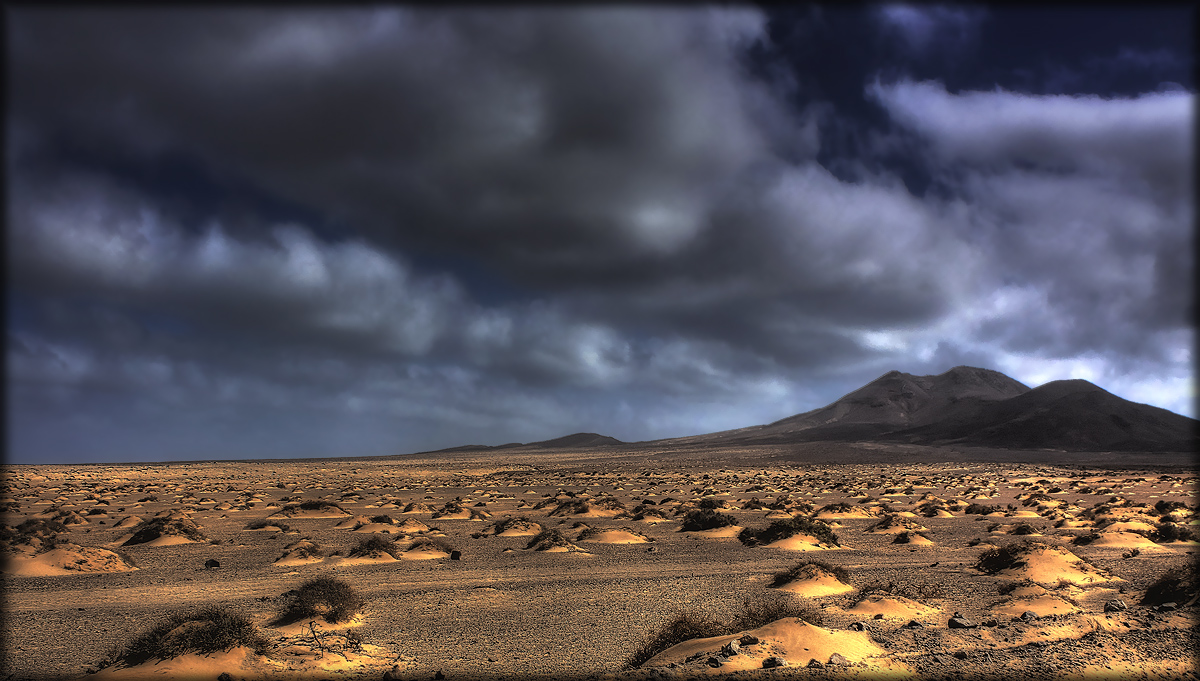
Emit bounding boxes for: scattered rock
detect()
[807,659,824,669]
[873,613,885,620]
[1104,599,1127,613]
[848,621,869,631]
[903,620,924,629]
[948,615,976,629]
[450,550,462,560]
[762,657,785,669]
[204,559,220,569]
[953,651,969,660]
[646,546,658,553]
[738,634,759,646]
[982,618,999,627]
[1020,610,1039,622]
[434,672,445,680]
[828,653,850,666]
[720,640,740,657]
[706,657,722,668]
[1158,602,1178,612]
[217,673,233,681]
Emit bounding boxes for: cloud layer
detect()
[7,8,1194,462]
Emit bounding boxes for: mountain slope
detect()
[885,379,1197,451]
[675,367,1195,453]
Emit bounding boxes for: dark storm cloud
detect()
[6,7,1194,462]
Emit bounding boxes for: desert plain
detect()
[3,443,1197,681]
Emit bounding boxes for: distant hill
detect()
[425,432,622,454]
[669,366,1197,453]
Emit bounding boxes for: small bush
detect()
[1153,500,1189,516]
[525,528,574,550]
[369,514,395,524]
[1072,533,1101,546]
[407,536,455,554]
[965,503,1000,515]
[679,509,737,532]
[99,606,269,668]
[738,517,839,547]
[1009,523,1041,536]
[770,560,849,587]
[976,541,1038,574]
[1150,522,1198,544]
[347,535,400,559]
[817,502,853,514]
[298,500,343,512]
[276,577,364,625]
[1140,563,1198,606]
[624,610,726,669]
[244,519,291,532]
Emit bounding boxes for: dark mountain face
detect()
[757,366,1030,438]
[679,367,1196,453]
[888,379,1198,452]
[527,433,623,449]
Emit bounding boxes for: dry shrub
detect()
[1140,563,1198,606]
[623,594,823,669]
[99,606,269,668]
[975,541,1040,575]
[679,509,737,532]
[347,535,400,559]
[275,577,364,625]
[738,517,839,547]
[770,559,850,587]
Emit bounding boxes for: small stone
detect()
[217,674,234,681]
[762,657,785,669]
[873,613,885,620]
[706,657,722,668]
[434,671,445,680]
[828,653,850,666]
[849,621,869,631]
[903,620,924,629]
[738,634,759,646]
[450,550,461,560]
[721,640,740,657]
[382,666,403,681]
[948,616,976,629]
[953,651,968,660]
[1104,599,1127,613]
[204,559,220,569]
[1159,602,1178,612]
[646,546,658,553]
[1020,611,1039,622]
[982,618,999,627]
[807,658,825,668]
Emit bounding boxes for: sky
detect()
[6,6,1195,464]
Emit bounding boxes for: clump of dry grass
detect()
[275,577,364,625]
[679,509,737,531]
[347,535,401,559]
[738,517,839,547]
[623,593,823,669]
[98,606,270,669]
[770,560,850,587]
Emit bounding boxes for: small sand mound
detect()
[490,517,541,536]
[577,527,649,544]
[892,531,934,546]
[976,542,1114,585]
[396,518,431,533]
[4,543,138,576]
[847,594,938,619]
[548,497,627,518]
[122,516,208,547]
[525,528,586,553]
[1088,531,1166,550]
[642,618,902,672]
[268,501,350,519]
[401,538,452,560]
[334,515,371,529]
[688,525,743,539]
[992,594,1080,617]
[113,516,143,529]
[274,540,325,566]
[765,533,840,551]
[772,562,854,597]
[431,502,470,520]
[866,513,928,534]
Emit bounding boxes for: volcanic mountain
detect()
[664,366,1197,452]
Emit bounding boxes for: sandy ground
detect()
[2,443,1197,680]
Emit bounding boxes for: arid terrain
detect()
[2,442,1197,681]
